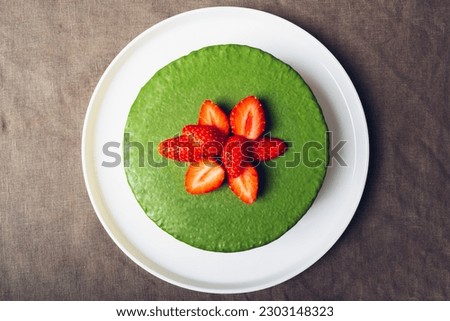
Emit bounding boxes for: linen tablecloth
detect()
[1,0,448,300]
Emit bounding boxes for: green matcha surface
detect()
[124,45,328,252]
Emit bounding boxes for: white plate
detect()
[82,7,369,294]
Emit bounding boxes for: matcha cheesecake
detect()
[124,44,328,252]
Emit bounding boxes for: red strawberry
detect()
[198,100,230,136]
[253,137,287,161]
[230,96,266,140]
[158,135,202,162]
[223,135,252,178]
[228,166,258,204]
[185,159,225,194]
[182,124,226,157]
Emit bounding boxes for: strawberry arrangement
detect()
[158,96,287,204]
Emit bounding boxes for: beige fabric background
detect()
[1,0,449,300]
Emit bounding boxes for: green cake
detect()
[124,44,328,252]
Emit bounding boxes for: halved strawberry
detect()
[230,96,266,140]
[182,124,226,157]
[223,135,253,178]
[158,135,202,162]
[228,166,258,204]
[253,136,287,161]
[198,100,230,136]
[185,159,225,194]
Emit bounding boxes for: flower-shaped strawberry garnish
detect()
[158,96,287,204]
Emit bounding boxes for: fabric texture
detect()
[0,0,448,300]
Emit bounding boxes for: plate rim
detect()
[81,6,369,294]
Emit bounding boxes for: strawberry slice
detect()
[158,135,202,162]
[223,135,252,178]
[253,137,287,161]
[230,96,266,140]
[198,100,230,136]
[185,159,225,194]
[228,166,258,204]
[182,124,226,157]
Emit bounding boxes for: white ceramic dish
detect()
[82,7,369,293]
